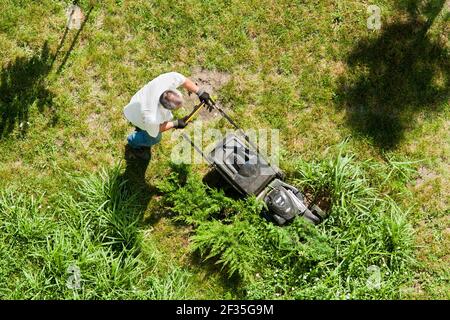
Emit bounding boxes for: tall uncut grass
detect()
[0,165,191,299]
[0,144,416,299]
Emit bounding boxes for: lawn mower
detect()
[181,99,326,225]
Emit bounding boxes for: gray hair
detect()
[159,89,184,110]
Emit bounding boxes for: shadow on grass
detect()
[189,251,243,297]
[335,0,449,149]
[395,0,450,25]
[100,146,158,255]
[55,4,94,74]
[141,161,190,226]
[0,41,55,138]
[148,162,242,294]
[202,168,243,200]
[121,146,158,220]
[0,2,94,139]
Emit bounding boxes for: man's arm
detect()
[182,77,200,94]
[159,121,175,132]
[159,117,188,132]
[178,75,213,109]
[182,77,213,110]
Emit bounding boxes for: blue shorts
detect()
[127,128,162,149]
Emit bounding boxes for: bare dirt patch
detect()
[55,138,64,148]
[86,112,100,131]
[183,67,231,121]
[443,227,450,237]
[331,60,347,78]
[415,166,438,187]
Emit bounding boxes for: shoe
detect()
[125,145,151,161]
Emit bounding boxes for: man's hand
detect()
[196,88,214,111]
[173,116,190,129]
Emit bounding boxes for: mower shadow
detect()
[56,3,94,74]
[335,1,449,150]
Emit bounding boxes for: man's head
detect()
[159,89,184,110]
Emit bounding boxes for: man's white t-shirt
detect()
[123,72,186,137]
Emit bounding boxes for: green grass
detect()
[0,165,192,299]
[158,143,415,299]
[0,0,449,299]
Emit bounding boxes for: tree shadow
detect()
[396,0,449,26]
[0,41,55,138]
[335,0,449,150]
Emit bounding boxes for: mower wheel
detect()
[272,165,286,180]
[303,209,321,224]
[310,204,327,220]
[272,214,287,226]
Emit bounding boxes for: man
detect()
[123,72,212,160]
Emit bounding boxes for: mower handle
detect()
[185,101,205,124]
[185,97,244,138]
[184,97,280,172]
